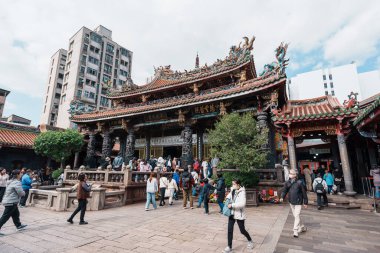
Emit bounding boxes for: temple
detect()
[71,36,288,169]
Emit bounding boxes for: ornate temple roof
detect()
[107,37,257,98]
[272,95,358,124]
[0,122,39,149]
[71,73,286,123]
[354,93,380,127]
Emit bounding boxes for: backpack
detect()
[182,176,190,190]
[315,179,325,194]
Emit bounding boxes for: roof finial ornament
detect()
[195,52,199,69]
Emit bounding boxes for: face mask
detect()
[232,185,239,190]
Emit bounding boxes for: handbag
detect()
[222,198,232,217]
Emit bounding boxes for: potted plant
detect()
[207,112,268,206]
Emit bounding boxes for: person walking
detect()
[280,169,308,238]
[303,166,312,191]
[313,173,328,210]
[167,175,178,205]
[223,179,254,253]
[0,169,27,236]
[19,169,33,207]
[173,167,180,200]
[201,158,209,179]
[145,173,158,211]
[323,170,334,194]
[180,167,195,209]
[67,173,91,225]
[370,165,380,199]
[159,173,168,206]
[202,178,214,215]
[216,173,226,213]
[197,179,205,208]
[0,168,9,203]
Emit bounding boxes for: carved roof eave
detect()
[71,75,286,123]
[107,60,252,100]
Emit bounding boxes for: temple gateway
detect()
[70,36,288,170]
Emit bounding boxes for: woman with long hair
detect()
[67,173,91,225]
[145,172,158,211]
[167,175,178,205]
[223,178,254,252]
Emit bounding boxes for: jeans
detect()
[317,192,328,207]
[145,192,157,209]
[19,189,29,206]
[174,188,179,200]
[69,199,87,222]
[198,193,204,207]
[0,204,21,229]
[183,188,193,207]
[375,186,380,199]
[327,185,333,194]
[159,188,166,205]
[289,204,304,235]
[227,216,252,248]
[0,187,6,203]
[217,199,224,212]
[204,197,209,213]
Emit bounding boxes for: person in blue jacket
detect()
[323,169,334,194]
[173,167,180,200]
[19,169,32,207]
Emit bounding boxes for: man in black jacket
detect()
[216,173,226,213]
[280,169,308,238]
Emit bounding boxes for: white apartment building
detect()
[47,25,133,129]
[40,49,67,126]
[288,63,380,103]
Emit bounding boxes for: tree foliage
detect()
[34,130,83,166]
[208,112,268,172]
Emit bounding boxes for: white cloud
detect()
[0,0,379,103]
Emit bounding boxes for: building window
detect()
[89,45,100,54]
[100,96,109,107]
[120,69,128,77]
[43,105,46,113]
[104,64,112,75]
[88,56,99,65]
[120,48,129,57]
[87,67,97,76]
[103,75,111,84]
[57,83,62,89]
[54,93,60,99]
[105,54,113,64]
[90,33,102,44]
[325,91,328,95]
[63,84,67,92]
[51,113,55,121]
[58,73,64,79]
[324,83,327,89]
[69,41,74,51]
[85,79,96,87]
[47,86,50,93]
[329,74,332,80]
[76,90,82,98]
[61,94,66,104]
[331,90,335,96]
[330,82,334,88]
[120,59,129,67]
[82,44,88,54]
[323,75,326,81]
[106,44,115,54]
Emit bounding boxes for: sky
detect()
[1,0,380,125]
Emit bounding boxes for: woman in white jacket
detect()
[223,179,254,253]
[167,175,178,205]
[145,173,158,211]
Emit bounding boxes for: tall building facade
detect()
[43,25,133,129]
[0,88,10,119]
[288,63,380,103]
[40,49,67,126]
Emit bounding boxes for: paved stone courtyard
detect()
[0,201,379,253]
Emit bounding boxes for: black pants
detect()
[0,187,6,203]
[19,189,29,206]
[160,188,166,205]
[69,199,87,222]
[0,204,21,229]
[228,216,252,248]
[317,192,328,207]
[204,197,209,213]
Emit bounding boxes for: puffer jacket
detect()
[2,179,25,206]
[226,187,247,220]
[281,179,308,205]
[216,177,226,202]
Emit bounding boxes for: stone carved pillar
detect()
[197,130,204,161]
[145,134,151,161]
[181,125,193,169]
[86,132,96,168]
[125,129,136,162]
[101,129,112,160]
[119,136,126,159]
[287,134,297,172]
[337,133,356,195]
[257,111,275,167]
[73,152,80,169]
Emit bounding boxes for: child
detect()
[203,178,214,215]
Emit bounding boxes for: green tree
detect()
[208,112,268,173]
[34,129,83,168]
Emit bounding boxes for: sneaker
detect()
[247,241,254,249]
[300,226,307,233]
[293,233,299,238]
[145,208,149,211]
[204,212,209,215]
[0,232,5,236]
[197,206,201,208]
[183,207,188,209]
[317,206,322,210]
[19,205,25,208]
[79,221,88,225]
[67,219,73,224]
[223,246,233,253]
[17,224,27,230]
[191,207,194,209]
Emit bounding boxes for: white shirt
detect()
[202,161,208,170]
[159,177,168,189]
[191,171,199,184]
[0,174,9,187]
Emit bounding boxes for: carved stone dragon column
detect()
[145,134,151,161]
[337,133,356,195]
[125,128,136,163]
[181,125,193,169]
[101,128,112,160]
[85,132,97,168]
[257,111,275,168]
[287,133,297,172]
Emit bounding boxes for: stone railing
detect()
[64,169,129,186]
[256,164,284,186]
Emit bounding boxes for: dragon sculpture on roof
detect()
[260,42,289,77]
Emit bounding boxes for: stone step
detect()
[309,201,361,209]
